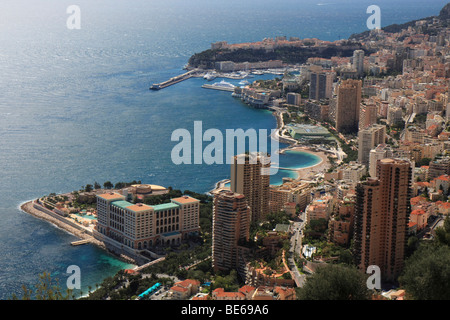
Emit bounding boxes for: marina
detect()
[149,67,300,91]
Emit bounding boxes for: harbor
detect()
[149,66,300,91]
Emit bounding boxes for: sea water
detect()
[0,0,445,299]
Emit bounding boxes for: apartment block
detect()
[309,70,334,100]
[328,199,355,246]
[269,179,311,214]
[335,79,362,134]
[354,159,412,282]
[212,191,251,272]
[359,104,378,130]
[358,124,386,167]
[369,144,394,178]
[305,195,334,224]
[231,152,270,222]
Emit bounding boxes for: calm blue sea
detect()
[0,0,446,299]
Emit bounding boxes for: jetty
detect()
[71,239,90,246]
[271,166,300,171]
[150,69,199,90]
[133,257,165,272]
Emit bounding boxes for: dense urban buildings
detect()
[269,179,311,214]
[328,199,355,246]
[19,3,450,301]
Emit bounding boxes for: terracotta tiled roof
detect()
[437,175,450,181]
[239,285,256,294]
[213,288,245,298]
[411,209,426,215]
[436,201,450,208]
[175,279,200,288]
[410,196,429,206]
[171,286,188,293]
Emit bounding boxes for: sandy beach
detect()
[287,146,331,180]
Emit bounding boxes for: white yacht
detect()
[238,71,249,78]
[203,72,217,81]
[202,80,236,92]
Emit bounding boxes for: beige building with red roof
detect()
[170,279,200,300]
[212,288,245,301]
[410,209,427,231]
[433,174,450,195]
[211,285,295,300]
[435,201,450,215]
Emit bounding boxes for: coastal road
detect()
[288,212,308,287]
[269,106,298,145]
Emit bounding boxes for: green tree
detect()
[11,272,72,300]
[399,244,450,300]
[296,264,371,300]
[435,216,450,246]
[103,181,113,189]
[405,235,419,258]
[211,270,240,292]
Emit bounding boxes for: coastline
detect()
[19,200,137,266]
[20,200,105,246]
[17,70,330,271]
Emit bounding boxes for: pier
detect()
[271,166,299,171]
[133,257,165,272]
[150,69,199,90]
[71,239,90,246]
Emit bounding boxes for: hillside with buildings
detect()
[86,3,450,300]
[18,3,450,301]
[187,38,369,70]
